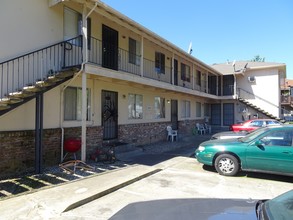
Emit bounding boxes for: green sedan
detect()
[195,125,293,176]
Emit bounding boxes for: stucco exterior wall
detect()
[0,0,63,62]
[0,73,207,131]
[236,68,280,117]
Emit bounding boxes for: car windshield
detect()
[239,127,270,143]
[263,190,293,219]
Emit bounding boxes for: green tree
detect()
[251,55,265,62]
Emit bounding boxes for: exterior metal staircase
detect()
[0,36,82,116]
[237,88,285,122]
[238,97,280,120]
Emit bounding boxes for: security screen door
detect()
[102,90,118,140]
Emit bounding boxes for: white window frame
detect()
[64,86,91,121]
[154,97,165,119]
[128,93,143,119]
[128,37,141,65]
[181,100,191,118]
[64,7,81,40]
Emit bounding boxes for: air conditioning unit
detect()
[248,76,256,83]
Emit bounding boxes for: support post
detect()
[81,4,88,162]
[35,93,43,174]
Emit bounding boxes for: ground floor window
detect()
[154,97,165,118]
[204,103,211,117]
[128,94,143,119]
[64,87,91,121]
[196,102,201,117]
[181,100,190,118]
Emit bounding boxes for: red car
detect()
[230,119,282,132]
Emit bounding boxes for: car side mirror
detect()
[255,140,264,147]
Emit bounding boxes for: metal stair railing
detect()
[0,36,82,102]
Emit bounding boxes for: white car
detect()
[211,131,248,140]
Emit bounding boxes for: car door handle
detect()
[282,151,293,155]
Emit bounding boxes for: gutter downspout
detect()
[81,1,98,162]
[233,73,237,99]
[60,69,84,162]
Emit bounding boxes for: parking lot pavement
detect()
[60,156,293,220]
[0,165,160,220]
[1,132,293,219]
[0,134,211,200]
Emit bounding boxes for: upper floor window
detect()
[64,7,91,48]
[181,63,190,82]
[196,70,201,86]
[129,38,141,65]
[128,94,143,119]
[64,7,81,40]
[64,87,91,121]
[223,75,234,96]
[154,97,165,119]
[155,52,165,74]
[181,100,190,118]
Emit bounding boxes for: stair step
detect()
[23,85,43,93]
[46,75,64,83]
[0,97,23,105]
[0,104,10,110]
[46,69,75,82]
[57,70,75,78]
[36,80,55,88]
[9,90,35,98]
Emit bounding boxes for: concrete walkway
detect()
[0,134,211,219]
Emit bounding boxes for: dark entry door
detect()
[102,25,118,70]
[102,90,118,140]
[223,103,234,126]
[171,100,178,129]
[211,104,221,125]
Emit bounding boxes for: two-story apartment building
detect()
[0,0,286,177]
[212,61,286,124]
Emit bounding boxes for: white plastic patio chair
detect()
[166,126,178,142]
[196,123,205,135]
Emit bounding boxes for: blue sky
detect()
[101,0,293,78]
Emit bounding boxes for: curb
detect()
[63,168,162,212]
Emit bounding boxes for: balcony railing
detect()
[281,95,292,105]
[1,35,213,101]
[89,37,172,83]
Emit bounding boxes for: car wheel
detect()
[215,154,239,176]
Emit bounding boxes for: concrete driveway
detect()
[61,155,293,219]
